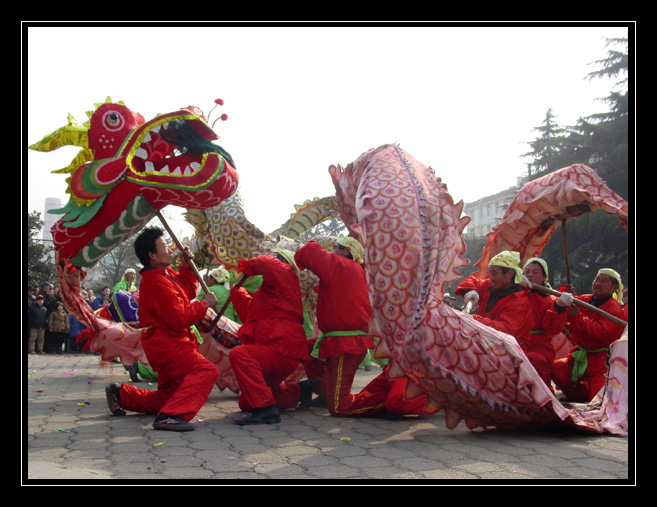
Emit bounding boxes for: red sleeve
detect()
[455,275,487,297]
[294,241,332,277]
[534,294,569,336]
[241,255,291,283]
[473,292,535,339]
[141,269,207,332]
[230,286,252,323]
[568,296,626,349]
[177,265,200,300]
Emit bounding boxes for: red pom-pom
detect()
[214,98,224,105]
[220,113,228,121]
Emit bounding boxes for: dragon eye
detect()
[102,110,125,131]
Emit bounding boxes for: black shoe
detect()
[234,405,281,425]
[105,383,126,416]
[152,413,195,432]
[310,394,327,408]
[126,363,141,382]
[297,379,318,410]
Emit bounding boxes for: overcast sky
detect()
[24,23,630,237]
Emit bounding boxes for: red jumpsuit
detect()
[229,255,309,412]
[551,295,627,402]
[295,241,385,417]
[119,265,218,421]
[456,276,536,344]
[524,290,569,390]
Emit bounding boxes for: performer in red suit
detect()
[294,238,386,417]
[456,251,536,345]
[520,257,572,391]
[105,227,219,432]
[229,250,309,425]
[551,269,627,402]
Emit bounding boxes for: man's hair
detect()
[135,227,165,267]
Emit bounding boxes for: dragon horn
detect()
[29,113,89,152]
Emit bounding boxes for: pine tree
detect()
[524,37,630,293]
[27,211,57,287]
[522,108,568,177]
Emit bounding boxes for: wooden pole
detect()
[208,273,248,328]
[530,282,627,328]
[561,220,571,285]
[155,209,248,330]
[155,209,215,308]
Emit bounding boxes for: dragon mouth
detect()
[126,110,223,187]
[132,123,204,176]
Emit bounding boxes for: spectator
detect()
[27,286,35,308]
[66,312,87,353]
[39,283,58,353]
[28,295,48,354]
[92,287,111,310]
[47,302,70,354]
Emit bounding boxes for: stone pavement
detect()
[24,352,632,484]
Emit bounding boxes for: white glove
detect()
[463,290,479,306]
[556,292,574,307]
[520,275,533,289]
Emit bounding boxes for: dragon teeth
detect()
[143,162,201,175]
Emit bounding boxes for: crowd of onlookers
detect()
[26,280,128,355]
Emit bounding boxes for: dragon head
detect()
[29,98,239,268]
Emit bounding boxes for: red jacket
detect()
[526,290,568,347]
[565,295,627,376]
[295,241,374,358]
[456,276,535,342]
[231,255,309,362]
[138,264,208,361]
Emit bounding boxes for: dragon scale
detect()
[329,144,628,433]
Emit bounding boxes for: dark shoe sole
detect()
[152,421,195,431]
[105,384,126,416]
[234,415,281,426]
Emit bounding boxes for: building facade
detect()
[463,178,525,238]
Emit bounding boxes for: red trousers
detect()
[306,347,426,416]
[229,344,302,412]
[522,341,556,392]
[385,377,427,414]
[120,349,218,421]
[324,352,386,416]
[551,355,606,402]
[358,371,427,415]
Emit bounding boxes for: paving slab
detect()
[24,353,633,484]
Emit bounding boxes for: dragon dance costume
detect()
[525,289,568,390]
[295,240,385,416]
[456,252,536,347]
[551,269,627,402]
[118,264,218,421]
[522,258,569,391]
[229,254,309,413]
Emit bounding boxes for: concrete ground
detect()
[24,352,632,484]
